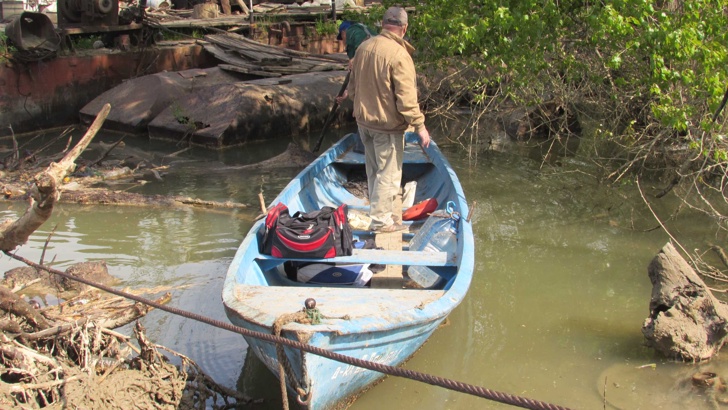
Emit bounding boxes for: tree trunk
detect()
[0,104,109,252]
[642,242,728,361]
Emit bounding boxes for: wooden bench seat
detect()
[255,248,455,267]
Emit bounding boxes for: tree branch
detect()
[0,104,110,252]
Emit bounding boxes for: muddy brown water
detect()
[1,125,726,409]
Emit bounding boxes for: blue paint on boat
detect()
[222,132,474,409]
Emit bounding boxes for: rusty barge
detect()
[1,1,367,144]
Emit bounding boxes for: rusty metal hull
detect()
[222,132,474,409]
[0,44,215,138]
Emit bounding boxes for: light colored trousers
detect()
[358,127,404,229]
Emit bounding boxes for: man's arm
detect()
[345,58,357,103]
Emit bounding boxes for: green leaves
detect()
[410,0,727,140]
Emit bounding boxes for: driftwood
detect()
[217,142,317,171]
[0,285,50,331]
[57,188,249,209]
[0,104,110,252]
[0,103,251,408]
[0,257,248,408]
[642,242,728,361]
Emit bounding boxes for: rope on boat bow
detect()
[271,298,352,409]
[272,310,310,410]
[6,251,573,410]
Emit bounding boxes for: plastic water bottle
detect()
[407,210,458,288]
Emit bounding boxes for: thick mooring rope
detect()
[272,311,312,410]
[5,251,573,410]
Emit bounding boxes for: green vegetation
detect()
[72,35,103,50]
[0,32,16,62]
[341,5,384,28]
[171,102,191,126]
[396,0,728,265]
[314,18,338,36]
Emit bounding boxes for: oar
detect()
[312,72,350,153]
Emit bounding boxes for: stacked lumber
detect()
[204,32,346,77]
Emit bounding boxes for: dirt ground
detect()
[0,265,253,409]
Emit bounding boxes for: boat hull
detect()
[226,305,446,409]
[223,132,474,409]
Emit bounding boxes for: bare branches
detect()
[0,104,110,252]
[0,285,50,331]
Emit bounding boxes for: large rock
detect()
[642,242,728,361]
[2,261,117,294]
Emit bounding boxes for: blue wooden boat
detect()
[222,132,474,409]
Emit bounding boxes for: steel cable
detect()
[5,251,572,410]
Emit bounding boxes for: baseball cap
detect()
[383,6,408,26]
[337,21,353,40]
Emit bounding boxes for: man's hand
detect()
[335,90,349,105]
[418,128,431,148]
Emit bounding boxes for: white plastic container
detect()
[406,210,458,288]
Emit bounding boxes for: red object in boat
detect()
[402,198,438,221]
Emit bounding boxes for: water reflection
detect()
[0,127,724,409]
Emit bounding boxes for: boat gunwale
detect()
[222,132,474,334]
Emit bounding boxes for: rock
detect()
[60,261,117,293]
[79,67,244,134]
[642,242,728,361]
[2,266,47,289]
[3,262,117,294]
[147,71,351,147]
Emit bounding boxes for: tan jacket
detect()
[347,30,425,134]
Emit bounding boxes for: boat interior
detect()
[246,134,464,292]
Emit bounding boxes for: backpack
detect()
[260,203,353,258]
[354,23,375,39]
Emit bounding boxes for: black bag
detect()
[260,203,353,258]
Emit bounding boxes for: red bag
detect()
[260,203,353,258]
[403,198,438,221]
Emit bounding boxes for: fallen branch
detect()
[0,285,50,331]
[0,104,110,252]
[55,188,249,209]
[642,242,728,361]
[7,375,80,394]
[87,137,125,168]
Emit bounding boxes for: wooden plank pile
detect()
[203,32,346,77]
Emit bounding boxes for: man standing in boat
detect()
[344,6,431,233]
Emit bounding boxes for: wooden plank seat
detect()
[334,143,431,165]
[255,248,455,267]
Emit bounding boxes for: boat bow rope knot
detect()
[272,298,351,409]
